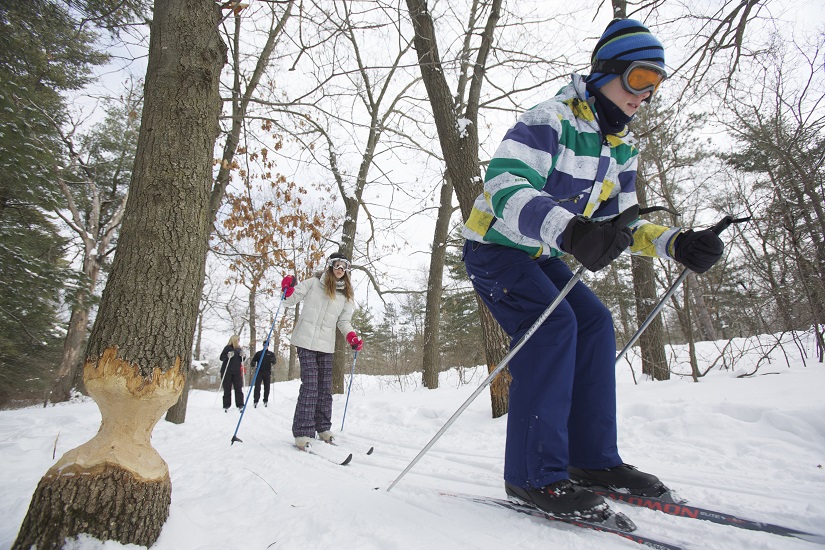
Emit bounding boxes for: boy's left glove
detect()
[346,331,363,351]
[673,229,724,273]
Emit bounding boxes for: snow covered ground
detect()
[1,333,824,550]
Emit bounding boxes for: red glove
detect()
[281,275,296,297]
[346,331,363,351]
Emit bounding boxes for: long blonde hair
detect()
[228,335,240,348]
[323,268,354,301]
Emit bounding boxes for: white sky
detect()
[64,0,825,359]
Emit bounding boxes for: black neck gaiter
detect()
[586,81,633,136]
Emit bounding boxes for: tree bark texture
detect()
[630,162,668,380]
[165,373,191,425]
[50,301,91,402]
[406,0,510,417]
[476,295,512,418]
[688,273,717,341]
[14,1,226,547]
[12,464,171,550]
[631,255,670,380]
[422,179,454,389]
[333,331,346,394]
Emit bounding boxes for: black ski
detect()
[327,440,374,456]
[593,490,824,544]
[440,491,684,550]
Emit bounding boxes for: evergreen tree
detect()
[440,232,484,369]
[0,0,107,406]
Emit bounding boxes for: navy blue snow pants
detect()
[463,241,622,489]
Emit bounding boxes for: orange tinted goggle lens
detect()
[625,67,665,93]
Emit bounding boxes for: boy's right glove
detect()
[281,275,296,297]
[561,216,633,272]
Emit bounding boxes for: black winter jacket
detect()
[251,349,276,374]
[220,345,244,377]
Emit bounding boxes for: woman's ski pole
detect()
[340,351,359,431]
[231,292,286,445]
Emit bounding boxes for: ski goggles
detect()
[592,60,667,101]
[328,258,351,272]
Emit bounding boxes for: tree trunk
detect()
[688,273,717,341]
[406,0,510,417]
[49,301,90,403]
[165,373,191,425]
[248,282,258,376]
[422,178,454,389]
[686,278,701,382]
[630,158,669,380]
[477,296,512,417]
[631,255,670,380]
[14,463,171,549]
[13,2,226,547]
[333,330,346,394]
[194,308,204,360]
[610,264,633,343]
[50,250,104,403]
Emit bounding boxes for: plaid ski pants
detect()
[292,347,333,438]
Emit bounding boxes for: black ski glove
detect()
[673,229,724,273]
[561,216,633,272]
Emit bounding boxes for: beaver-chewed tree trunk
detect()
[12,1,226,548]
[14,351,182,548]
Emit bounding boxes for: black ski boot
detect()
[506,480,607,519]
[569,463,670,498]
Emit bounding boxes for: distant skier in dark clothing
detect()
[220,335,245,412]
[251,347,276,407]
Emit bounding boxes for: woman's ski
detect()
[297,442,352,465]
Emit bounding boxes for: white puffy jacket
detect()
[284,272,355,353]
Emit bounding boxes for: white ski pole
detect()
[387,265,586,492]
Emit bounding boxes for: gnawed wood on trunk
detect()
[14,348,184,549]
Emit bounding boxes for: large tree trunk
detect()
[406,0,510,418]
[422,178,454,389]
[13,2,226,548]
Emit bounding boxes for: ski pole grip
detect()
[711,215,734,235]
[710,215,750,236]
[610,204,640,229]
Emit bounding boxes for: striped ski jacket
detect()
[463,74,681,259]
